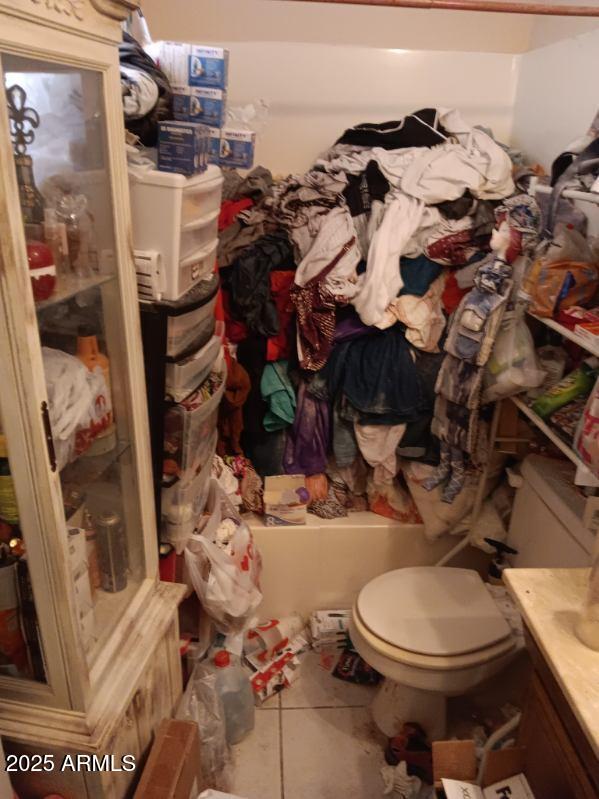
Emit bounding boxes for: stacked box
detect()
[155,40,258,170]
[173,87,227,128]
[157,121,210,176]
[189,46,229,89]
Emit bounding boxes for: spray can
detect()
[95,511,128,593]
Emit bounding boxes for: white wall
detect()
[207,41,518,173]
[141,0,532,54]
[512,26,599,172]
[141,0,519,174]
[529,0,599,50]
[140,0,599,176]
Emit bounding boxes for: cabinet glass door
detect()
[0,407,47,683]
[2,54,146,667]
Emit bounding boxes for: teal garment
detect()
[260,360,296,432]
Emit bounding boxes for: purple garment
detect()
[283,382,331,475]
[334,313,377,344]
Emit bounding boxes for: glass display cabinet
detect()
[0,2,185,796]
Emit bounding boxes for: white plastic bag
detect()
[184,479,262,635]
[483,310,545,403]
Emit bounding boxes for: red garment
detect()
[442,273,469,315]
[218,198,253,232]
[221,288,249,343]
[267,271,295,361]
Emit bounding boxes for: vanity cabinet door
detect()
[518,672,596,799]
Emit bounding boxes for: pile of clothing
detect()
[119,32,172,146]
[217,107,539,527]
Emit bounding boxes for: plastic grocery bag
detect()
[574,376,599,477]
[184,478,262,635]
[176,662,233,792]
[483,310,546,403]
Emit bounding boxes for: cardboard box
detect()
[155,40,191,92]
[133,719,202,799]
[189,46,229,90]
[433,740,535,799]
[157,121,209,176]
[219,128,256,169]
[173,88,227,128]
[264,475,308,526]
[207,126,222,165]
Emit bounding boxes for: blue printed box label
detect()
[219,128,256,169]
[189,47,229,89]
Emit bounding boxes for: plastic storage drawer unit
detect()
[162,432,217,553]
[130,164,223,301]
[166,282,218,359]
[165,334,222,403]
[180,209,219,262]
[163,359,226,484]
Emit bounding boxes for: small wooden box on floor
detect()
[133,719,203,799]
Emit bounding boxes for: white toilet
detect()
[350,455,595,740]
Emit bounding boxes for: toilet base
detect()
[371,679,447,741]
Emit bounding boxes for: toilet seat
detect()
[355,567,514,666]
[352,605,517,673]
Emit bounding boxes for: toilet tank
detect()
[507,455,595,568]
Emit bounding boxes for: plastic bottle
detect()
[76,326,116,453]
[211,650,255,745]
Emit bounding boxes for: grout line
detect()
[280,704,369,710]
[279,699,285,799]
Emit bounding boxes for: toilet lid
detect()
[356,567,512,657]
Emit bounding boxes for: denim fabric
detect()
[320,326,423,424]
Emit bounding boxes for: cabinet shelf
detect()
[511,396,579,466]
[36,272,115,311]
[61,439,131,496]
[529,313,599,358]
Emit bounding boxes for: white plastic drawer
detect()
[166,291,217,360]
[162,433,216,554]
[181,174,224,227]
[180,209,220,262]
[165,335,222,403]
[165,239,218,301]
[163,360,226,483]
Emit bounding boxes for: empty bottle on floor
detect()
[212,649,255,744]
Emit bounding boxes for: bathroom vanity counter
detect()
[505,567,599,798]
[505,568,599,758]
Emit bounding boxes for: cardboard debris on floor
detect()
[442,774,535,799]
[433,740,535,798]
[309,608,351,650]
[243,615,310,702]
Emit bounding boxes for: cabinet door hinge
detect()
[41,401,57,472]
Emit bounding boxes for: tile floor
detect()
[228,649,532,799]
[229,651,386,799]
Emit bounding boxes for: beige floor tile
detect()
[230,708,282,799]
[282,706,386,799]
[281,650,377,709]
[257,690,281,709]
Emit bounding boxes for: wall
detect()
[142,1,520,173]
[141,0,532,54]
[211,41,517,173]
[512,26,599,171]
[529,0,599,50]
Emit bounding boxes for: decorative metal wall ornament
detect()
[6,84,45,226]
